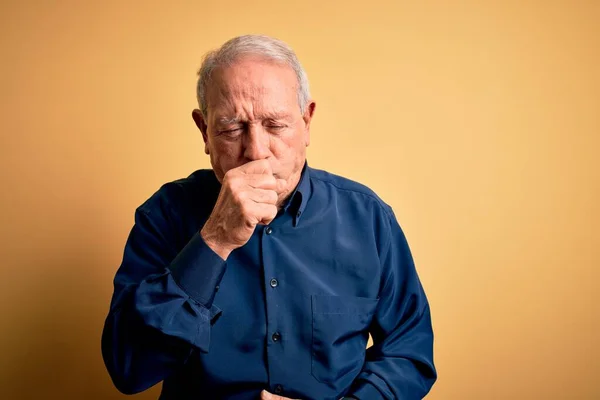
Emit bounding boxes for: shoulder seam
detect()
[310,175,394,218]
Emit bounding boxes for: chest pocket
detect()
[311,295,379,390]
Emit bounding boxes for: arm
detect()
[347,214,437,399]
[101,202,226,395]
[102,160,284,395]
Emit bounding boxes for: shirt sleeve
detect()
[347,211,437,399]
[101,199,226,395]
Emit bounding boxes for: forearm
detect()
[346,301,436,399]
[102,271,222,394]
[347,356,436,400]
[103,206,228,393]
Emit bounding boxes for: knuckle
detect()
[269,191,278,203]
[231,189,243,204]
[222,174,237,190]
[261,159,272,172]
[235,189,247,201]
[223,169,236,181]
[266,176,276,187]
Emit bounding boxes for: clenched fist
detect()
[201,159,287,260]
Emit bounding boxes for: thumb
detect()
[261,390,295,400]
[241,159,272,175]
[261,390,274,399]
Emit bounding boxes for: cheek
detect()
[271,132,306,162]
[213,139,241,157]
[287,128,308,152]
[209,139,244,168]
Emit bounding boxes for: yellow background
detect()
[0,1,598,399]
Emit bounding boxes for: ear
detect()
[302,101,316,147]
[192,109,210,155]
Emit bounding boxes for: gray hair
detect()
[196,34,310,118]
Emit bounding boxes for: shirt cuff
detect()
[169,232,227,308]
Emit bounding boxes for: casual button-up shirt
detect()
[102,163,436,400]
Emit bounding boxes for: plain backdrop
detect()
[0,1,598,399]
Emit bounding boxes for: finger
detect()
[276,178,287,193]
[252,203,278,225]
[243,174,277,190]
[260,390,295,400]
[260,390,272,400]
[248,188,278,205]
[239,159,272,175]
[244,176,286,192]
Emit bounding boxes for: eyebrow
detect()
[217,116,241,125]
[215,112,292,125]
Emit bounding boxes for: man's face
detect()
[193,56,315,202]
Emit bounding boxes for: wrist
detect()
[200,227,233,260]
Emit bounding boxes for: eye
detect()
[266,125,286,132]
[219,127,243,137]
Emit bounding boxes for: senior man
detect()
[102,35,436,400]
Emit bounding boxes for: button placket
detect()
[261,222,283,387]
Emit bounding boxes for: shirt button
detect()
[270,278,278,288]
[272,332,281,342]
[265,227,273,235]
[274,384,283,394]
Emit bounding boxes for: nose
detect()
[243,124,271,161]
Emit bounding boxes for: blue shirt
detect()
[102,164,436,400]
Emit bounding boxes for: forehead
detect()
[206,57,299,117]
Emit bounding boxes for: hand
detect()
[201,159,286,260]
[260,390,298,400]
[259,389,354,400]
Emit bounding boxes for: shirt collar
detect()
[282,161,311,227]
